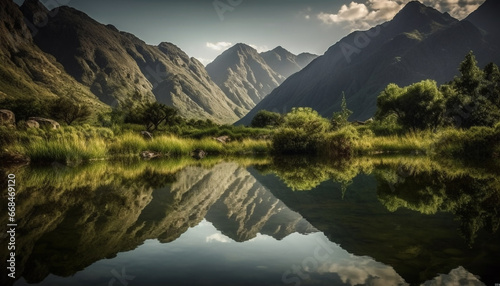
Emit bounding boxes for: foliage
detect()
[51,97,92,125]
[272,107,330,154]
[376,80,445,131]
[126,102,178,131]
[434,126,500,158]
[0,97,50,121]
[283,107,330,134]
[376,52,500,131]
[331,93,353,130]
[250,110,283,128]
[321,126,358,157]
[444,51,500,128]
[369,114,403,135]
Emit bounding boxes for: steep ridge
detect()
[19,0,240,123]
[0,0,107,113]
[260,46,317,78]
[205,43,286,117]
[237,1,499,125]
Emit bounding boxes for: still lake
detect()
[1,156,499,286]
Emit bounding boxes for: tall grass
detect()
[353,131,435,154]
[23,137,107,163]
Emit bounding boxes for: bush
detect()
[272,128,318,154]
[321,126,359,158]
[435,126,500,158]
[251,110,283,128]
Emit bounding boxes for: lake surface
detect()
[1,156,499,286]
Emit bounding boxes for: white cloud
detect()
[318,2,370,24]
[421,0,485,20]
[206,41,233,51]
[317,0,485,30]
[317,255,408,286]
[249,44,269,53]
[206,233,232,243]
[421,266,485,286]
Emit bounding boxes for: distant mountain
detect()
[0,0,107,114]
[237,0,500,125]
[205,43,286,117]
[19,0,240,123]
[260,46,317,78]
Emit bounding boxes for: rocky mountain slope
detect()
[0,0,107,114]
[205,44,286,117]
[205,44,317,118]
[17,0,240,123]
[260,46,317,78]
[237,0,500,125]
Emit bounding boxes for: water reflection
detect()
[255,156,499,285]
[0,156,498,286]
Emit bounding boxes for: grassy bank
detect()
[0,125,270,164]
[1,121,499,164]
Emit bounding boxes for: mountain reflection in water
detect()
[1,156,498,286]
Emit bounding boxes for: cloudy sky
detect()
[14,0,485,65]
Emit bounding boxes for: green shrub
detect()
[321,126,359,157]
[272,128,319,154]
[435,127,500,158]
[0,126,17,148]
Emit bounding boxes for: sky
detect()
[14,0,486,65]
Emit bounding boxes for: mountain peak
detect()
[232,43,256,53]
[390,0,457,34]
[395,1,448,20]
[272,46,288,53]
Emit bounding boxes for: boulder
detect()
[191,149,207,160]
[25,120,40,129]
[28,117,60,129]
[0,109,16,128]
[141,131,153,140]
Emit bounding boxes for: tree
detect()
[51,98,92,125]
[251,110,283,128]
[375,83,405,120]
[444,53,500,128]
[331,92,353,130]
[455,51,483,96]
[130,102,178,131]
[376,80,445,131]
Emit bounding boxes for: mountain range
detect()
[0,0,316,124]
[206,44,316,117]
[1,0,499,125]
[237,0,500,125]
